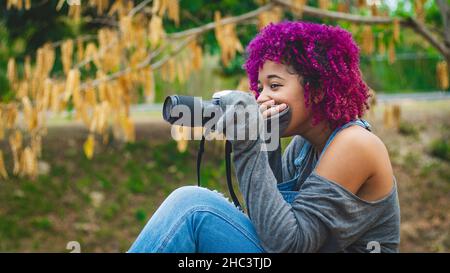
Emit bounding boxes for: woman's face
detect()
[256,60,312,136]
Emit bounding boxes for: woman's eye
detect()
[257,84,281,92]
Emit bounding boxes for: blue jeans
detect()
[128,186,266,253]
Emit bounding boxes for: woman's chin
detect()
[280,127,297,138]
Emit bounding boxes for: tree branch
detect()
[73,0,153,70]
[436,0,450,48]
[272,0,450,60]
[51,34,97,48]
[167,3,275,39]
[129,0,153,17]
[152,35,197,69]
[403,17,450,61]
[273,0,394,25]
[79,36,196,90]
[84,16,119,28]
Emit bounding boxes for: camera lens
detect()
[162,95,220,127]
[162,95,179,123]
[162,95,198,125]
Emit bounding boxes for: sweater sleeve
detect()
[215,91,329,252]
[267,136,305,183]
[266,140,283,183]
[232,140,329,252]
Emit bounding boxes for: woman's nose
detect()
[256,89,271,104]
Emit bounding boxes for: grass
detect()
[0,135,234,252]
[398,121,420,138]
[430,138,450,161]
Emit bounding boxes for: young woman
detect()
[128,21,400,253]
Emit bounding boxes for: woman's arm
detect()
[266,140,283,183]
[217,91,329,252]
[267,135,307,183]
[233,142,329,252]
[266,136,303,183]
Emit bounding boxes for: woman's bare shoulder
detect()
[315,125,394,200]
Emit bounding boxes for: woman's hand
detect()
[215,91,291,152]
[259,99,287,119]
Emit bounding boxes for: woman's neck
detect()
[299,121,333,155]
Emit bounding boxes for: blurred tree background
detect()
[1,0,448,104]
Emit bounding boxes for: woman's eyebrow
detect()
[258,74,285,83]
[267,74,284,80]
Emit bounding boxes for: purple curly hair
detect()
[243,21,370,129]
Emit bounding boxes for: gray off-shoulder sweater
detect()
[217,91,401,253]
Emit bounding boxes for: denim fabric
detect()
[128,186,265,253]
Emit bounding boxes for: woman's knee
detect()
[164,186,230,210]
[170,185,205,198]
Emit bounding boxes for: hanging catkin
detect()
[291,0,307,17]
[388,37,396,64]
[436,61,449,90]
[0,150,8,179]
[190,40,203,71]
[77,38,84,63]
[7,58,17,89]
[24,55,32,81]
[61,39,74,75]
[393,18,400,43]
[214,11,243,66]
[258,7,283,29]
[149,15,164,48]
[414,0,426,23]
[64,69,80,102]
[9,130,22,175]
[378,32,386,56]
[318,0,329,10]
[361,26,375,55]
[143,67,155,103]
[167,0,180,26]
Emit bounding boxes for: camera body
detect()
[162,90,234,127]
[162,90,291,151]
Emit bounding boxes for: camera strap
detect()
[225,140,242,211]
[196,136,243,212]
[196,135,205,187]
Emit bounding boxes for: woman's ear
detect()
[301,76,324,104]
[313,89,325,104]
